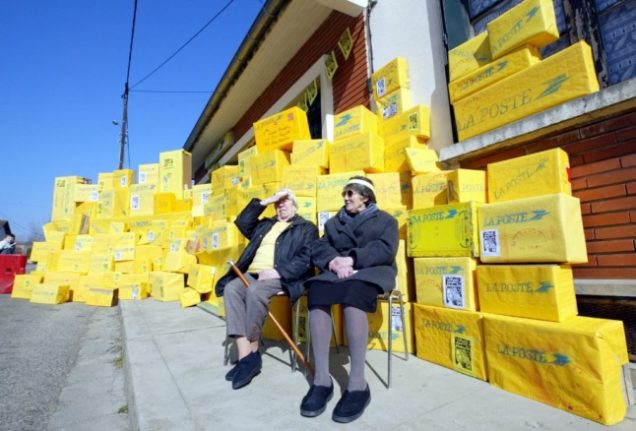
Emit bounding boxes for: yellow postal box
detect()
[454,41,599,141]
[45,272,80,293]
[447,169,486,203]
[30,283,71,304]
[330,133,384,174]
[449,46,541,103]
[238,145,258,179]
[73,184,99,203]
[191,183,213,217]
[367,172,402,208]
[56,250,91,274]
[85,286,118,307]
[254,107,310,152]
[484,314,629,425]
[52,176,89,221]
[408,202,480,257]
[382,104,431,140]
[377,87,412,120]
[487,0,559,59]
[163,250,197,273]
[385,206,408,240]
[405,148,441,175]
[449,32,492,82]
[411,172,449,209]
[333,106,381,140]
[251,149,290,185]
[179,287,200,308]
[316,170,365,212]
[211,165,239,191]
[292,297,342,347]
[159,149,192,199]
[414,304,487,380]
[282,165,321,198]
[371,57,409,99]
[488,148,571,202]
[291,139,330,169]
[478,193,587,263]
[296,197,317,225]
[477,264,577,321]
[119,281,150,300]
[384,134,427,173]
[187,264,216,294]
[97,172,113,191]
[138,163,159,185]
[11,274,43,300]
[262,295,292,342]
[112,169,134,189]
[150,271,184,302]
[367,301,414,354]
[30,241,61,263]
[414,257,478,311]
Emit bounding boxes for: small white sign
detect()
[443,274,466,309]
[480,229,500,257]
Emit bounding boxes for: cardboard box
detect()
[487,0,559,59]
[187,264,216,294]
[112,233,136,262]
[179,287,200,308]
[414,257,478,311]
[316,170,365,212]
[296,197,317,225]
[262,295,292,341]
[97,172,113,191]
[477,264,577,321]
[191,183,212,217]
[367,172,402,208]
[484,314,629,425]
[371,57,409,99]
[154,192,176,215]
[382,104,431,140]
[399,171,413,209]
[52,176,89,221]
[138,163,159,185]
[377,87,412,120]
[85,286,118,307]
[211,165,239,192]
[385,206,408,240]
[238,146,258,179]
[30,283,71,304]
[408,202,480,257]
[292,297,342,347]
[73,184,99,203]
[447,169,486,203]
[448,32,492,82]
[11,274,42,300]
[478,193,587,263]
[112,169,134,189]
[291,139,330,169]
[405,148,441,175]
[454,41,599,141]
[487,148,571,203]
[130,184,157,216]
[251,150,290,185]
[282,165,322,198]
[118,280,150,300]
[149,271,185,301]
[56,250,91,274]
[384,134,427,173]
[159,149,192,199]
[162,250,197,273]
[413,304,487,380]
[449,46,541,103]
[330,133,384,173]
[367,301,414,354]
[254,107,311,152]
[411,172,449,209]
[30,241,61,263]
[333,106,381,140]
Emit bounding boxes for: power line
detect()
[130,0,235,89]
[118,0,139,169]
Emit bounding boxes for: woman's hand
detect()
[261,190,289,206]
[328,256,354,279]
[257,269,281,280]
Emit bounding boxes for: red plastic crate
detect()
[0,255,27,294]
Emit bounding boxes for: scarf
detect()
[337,202,379,224]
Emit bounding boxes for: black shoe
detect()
[332,385,371,423]
[224,362,239,381]
[231,351,262,390]
[300,379,334,417]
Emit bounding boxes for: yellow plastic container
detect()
[477,264,577,321]
[254,107,310,152]
[414,257,478,311]
[484,314,629,425]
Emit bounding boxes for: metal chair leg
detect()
[387,291,393,388]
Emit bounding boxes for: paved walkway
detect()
[120,300,636,431]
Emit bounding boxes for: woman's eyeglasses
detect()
[341,190,357,198]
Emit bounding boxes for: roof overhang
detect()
[184,0,367,175]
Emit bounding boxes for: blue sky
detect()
[0,0,263,241]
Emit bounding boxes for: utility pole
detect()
[118,84,129,170]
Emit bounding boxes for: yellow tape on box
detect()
[408,202,480,257]
[447,169,486,203]
[382,104,431,140]
[455,41,599,141]
[30,283,71,304]
[371,57,409,99]
[254,107,310,152]
[316,170,365,212]
[85,286,118,307]
[187,264,216,294]
[449,32,492,82]
[262,295,292,341]
[211,165,239,191]
[333,106,381,140]
[291,139,330,169]
[179,287,200,308]
[138,163,159,186]
[476,264,577,321]
[405,148,441,175]
[150,271,184,301]
[487,0,559,59]
[11,274,42,300]
[484,314,629,425]
[251,149,290,185]
[414,257,478,311]
[411,172,448,209]
[413,304,487,380]
[384,134,427,173]
[487,148,571,203]
[377,87,412,120]
[282,165,321,198]
[367,301,414,354]
[330,132,384,173]
[449,46,541,103]
[367,172,402,208]
[478,193,587,263]
[159,149,192,199]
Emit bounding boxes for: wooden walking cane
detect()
[228,260,315,376]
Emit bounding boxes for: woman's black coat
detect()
[215,198,318,302]
[306,208,398,293]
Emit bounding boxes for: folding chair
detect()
[377,285,409,389]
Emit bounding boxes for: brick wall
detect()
[462,108,636,280]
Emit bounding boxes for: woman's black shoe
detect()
[231,351,262,389]
[300,379,334,417]
[224,363,239,381]
[332,385,370,423]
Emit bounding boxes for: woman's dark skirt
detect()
[307,279,381,313]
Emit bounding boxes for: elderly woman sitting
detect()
[300,176,398,423]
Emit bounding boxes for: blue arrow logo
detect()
[497,60,508,72]
[530,210,549,221]
[537,74,569,99]
[450,266,462,274]
[335,113,353,127]
[526,6,540,22]
[455,325,465,334]
[535,282,554,293]
[552,353,571,366]
[446,209,458,219]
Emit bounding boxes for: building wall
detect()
[233,11,370,140]
[461,108,636,281]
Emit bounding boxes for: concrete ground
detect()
[120,300,636,431]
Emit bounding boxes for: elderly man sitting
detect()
[215,188,318,389]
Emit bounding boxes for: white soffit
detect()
[192,0,332,167]
[315,0,367,16]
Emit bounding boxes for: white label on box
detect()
[120,176,127,187]
[147,231,155,242]
[382,103,398,119]
[212,233,219,250]
[318,212,331,232]
[131,194,139,210]
[390,306,403,332]
[75,241,81,251]
[443,274,466,309]
[480,229,500,257]
[170,242,178,252]
[201,192,210,203]
[139,172,147,184]
[231,177,240,185]
[376,77,386,97]
[132,286,139,300]
[89,190,99,202]
[114,250,122,261]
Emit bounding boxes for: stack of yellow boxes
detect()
[449,0,599,141]
[476,148,629,425]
